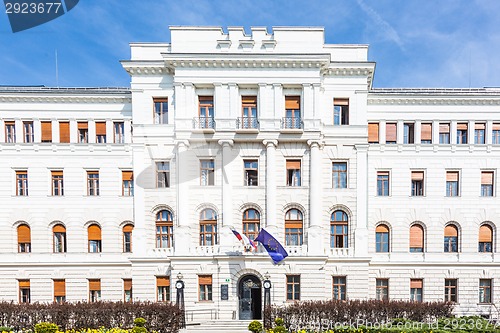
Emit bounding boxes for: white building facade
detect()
[1,26,499,320]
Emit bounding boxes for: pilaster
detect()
[263,139,278,234]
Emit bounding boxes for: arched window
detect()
[200,208,217,246]
[242,209,260,241]
[479,224,493,253]
[330,210,348,248]
[375,224,390,252]
[285,209,303,246]
[88,224,102,253]
[156,210,173,248]
[409,224,424,252]
[53,224,66,253]
[17,224,31,253]
[123,224,133,253]
[444,224,458,252]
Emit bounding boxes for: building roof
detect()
[0,86,131,94]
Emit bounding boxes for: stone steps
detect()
[181,320,256,333]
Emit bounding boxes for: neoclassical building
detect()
[1,26,499,321]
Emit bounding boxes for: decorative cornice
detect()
[0,95,130,104]
[368,98,500,106]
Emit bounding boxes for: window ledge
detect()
[280,129,303,134]
[235,128,259,134]
[192,128,215,134]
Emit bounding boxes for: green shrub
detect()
[272,326,286,333]
[248,320,262,333]
[0,327,12,332]
[34,322,58,333]
[133,318,146,327]
[274,318,284,326]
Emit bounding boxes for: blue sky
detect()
[0,0,499,88]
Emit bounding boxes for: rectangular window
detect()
[89,279,101,302]
[124,279,132,302]
[59,122,70,143]
[78,122,88,143]
[200,160,215,186]
[479,279,492,304]
[41,121,52,143]
[439,123,450,144]
[456,123,468,144]
[421,123,432,144]
[114,122,125,143]
[376,279,389,301]
[122,171,134,196]
[386,123,397,144]
[445,279,457,302]
[87,171,99,196]
[332,162,347,189]
[333,276,346,300]
[53,279,65,304]
[376,225,390,252]
[19,280,30,303]
[446,171,459,197]
[286,160,301,186]
[333,98,349,125]
[411,171,424,196]
[241,96,258,129]
[154,98,168,124]
[23,121,34,143]
[368,123,379,143]
[481,171,494,197]
[493,124,500,144]
[475,123,486,144]
[16,170,28,196]
[53,225,66,253]
[157,276,170,302]
[199,275,213,301]
[5,121,15,143]
[95,122,106,143]
[244,160,258,186]
[156,162,170,188]
[377,171,390,196]
[198,96,214,129]
[403,123,415,144]
[51,170,64,196]
[123,225,133,253]
[286,275,300,301]
[410,279,423,302]
[284,96,301,129]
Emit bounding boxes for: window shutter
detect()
[122,171,133,181]
[493,123,500,131]
[377,171,390,176]
[386,123,397,142]
[376,224,389,233]
[156,276,170,287]
[409,225,424,248]
[53,224,66,233]
[421,123,432,141]
[19,280,30,288]
[198,275,212,285]
[199,96,213,102]
[457,123,468,130]
[411,171,424,181]
[285,221,303,229]
[334,98,349,106]
[475,123,486,130]
[41,121,52,141]
[95,122,106,136]
[17,224,31,243]
[368,123,379,142]
[88,225,101,241]
[52,170,63,177]
[479,225,493,242]
[286,160,301,169]
[439,123,450,133]
[89,279,101,290]
[444,225,458,237]
[123,279,132,291]
[410,279,423,289]
[242,96,257,105]
[78,122,88,129]
[59,122,70,143]
[446,172,459,182]
[481,172,494,185]
[285,96,300,109]
[54,280,65,296]
[123,224,134,233]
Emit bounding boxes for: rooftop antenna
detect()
[55,49,59,87]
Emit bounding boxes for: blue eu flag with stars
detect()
[255,228,288,264]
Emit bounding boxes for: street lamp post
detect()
[175,272,185,328]
[263,271,272,330]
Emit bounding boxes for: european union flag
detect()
[255,228,288,264]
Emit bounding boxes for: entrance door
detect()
[238,275,262,320]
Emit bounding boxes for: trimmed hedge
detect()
[0,301,183,333]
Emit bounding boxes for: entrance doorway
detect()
[238,274,262,320]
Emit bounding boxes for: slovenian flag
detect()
[231,228,257,251]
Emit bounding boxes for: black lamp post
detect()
[263,271,272,330]
[175,272,185,328]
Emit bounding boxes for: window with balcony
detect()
[53,224,66,253]
[157,276,170,302]
[456,123,468,144]
[286,275,300,301]
[88,224,102,253]
[89,279,101,302]
[16,170,28,196]
[409,224,424,253]
[410,279,423,302]
[199,275,213,301]
[421,123,432,144]
[95,122,106,143]
[479,279,492,303]
[114,122,125,143]
[242,209,260,241]
[481,171,494,197]
[283,96,301,129]
[240,96,258,129]
[332,276,346,300]
[123,224,133,253]
[87,171,99,196]
[332,162,347,189]
[198,96,214,129]
[285,209,303,246]
[444,224,458,252]
[41,121,52,142]
[244,160,258,186]
[444,279,457,302]
[439,123,450,144]
[156,210,173,248]
[5,121,15,143]
[377,171,390,196]
[475,123,486,144]
[23,121,33,143]
[123,279,132,302]
[333,98,349,125]
[479,224,493,253]
[368,123,379,143]
[403,123,415,144]
[156,161,170,188]
[122,171,133,196]
[200,208,217,246]
[78,122,88,143]
[376,279,389,301]
[17,224,31,253]
[53,279,65,304]
[19,280,30,303]
[330,210,348,248]
[376,224,390,252]
[51,170,64,196]
[286,160,301,186]
[386,123,397,144]
[59,121,70,143]
[411,171,424,196]
[446,171,459,197]
[154,98,168,124]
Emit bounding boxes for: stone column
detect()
[415,120,422,144]
[218,139,234,248]
[432,120,440,144]
[486,120,493,145]
[307,140,323,255]
[14,119,23,143]
[450,121,457,145]
[379,120,386,144]
[263,140,278,234]
[468,120,475,144]
[354,144,369,257]
[175,140,190,255]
